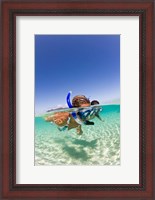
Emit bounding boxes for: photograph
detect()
[1,0,154,199]
[35,35,120,166]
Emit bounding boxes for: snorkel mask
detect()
[66,92,102,122]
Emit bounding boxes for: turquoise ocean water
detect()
[35,105,120,165]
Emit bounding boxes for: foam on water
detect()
[35,105,120,165]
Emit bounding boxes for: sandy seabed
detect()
[35,106,120,166]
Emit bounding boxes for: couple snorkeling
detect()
[45,92,103,135]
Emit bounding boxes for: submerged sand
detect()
[35,105,120,166]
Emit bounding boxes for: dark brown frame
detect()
[0,0,154,199]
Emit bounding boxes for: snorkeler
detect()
[45,93,90,135]
[45,111,83,134]
[76,99,103,124]
[67,91,103,124]
[67,92,92,125]
[45,92,103,135]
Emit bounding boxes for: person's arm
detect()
[95,113,104,122]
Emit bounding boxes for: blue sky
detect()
[35,35,120,114]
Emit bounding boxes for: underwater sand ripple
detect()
[35,105,120,166]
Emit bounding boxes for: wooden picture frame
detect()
[1,0,154,199]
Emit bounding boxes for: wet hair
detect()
[72,95,90,107]
[91,100,100,105]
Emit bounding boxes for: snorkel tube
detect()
[66,91,73,108]
[66,91,82,125]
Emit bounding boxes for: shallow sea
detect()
[35,105,120,166]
